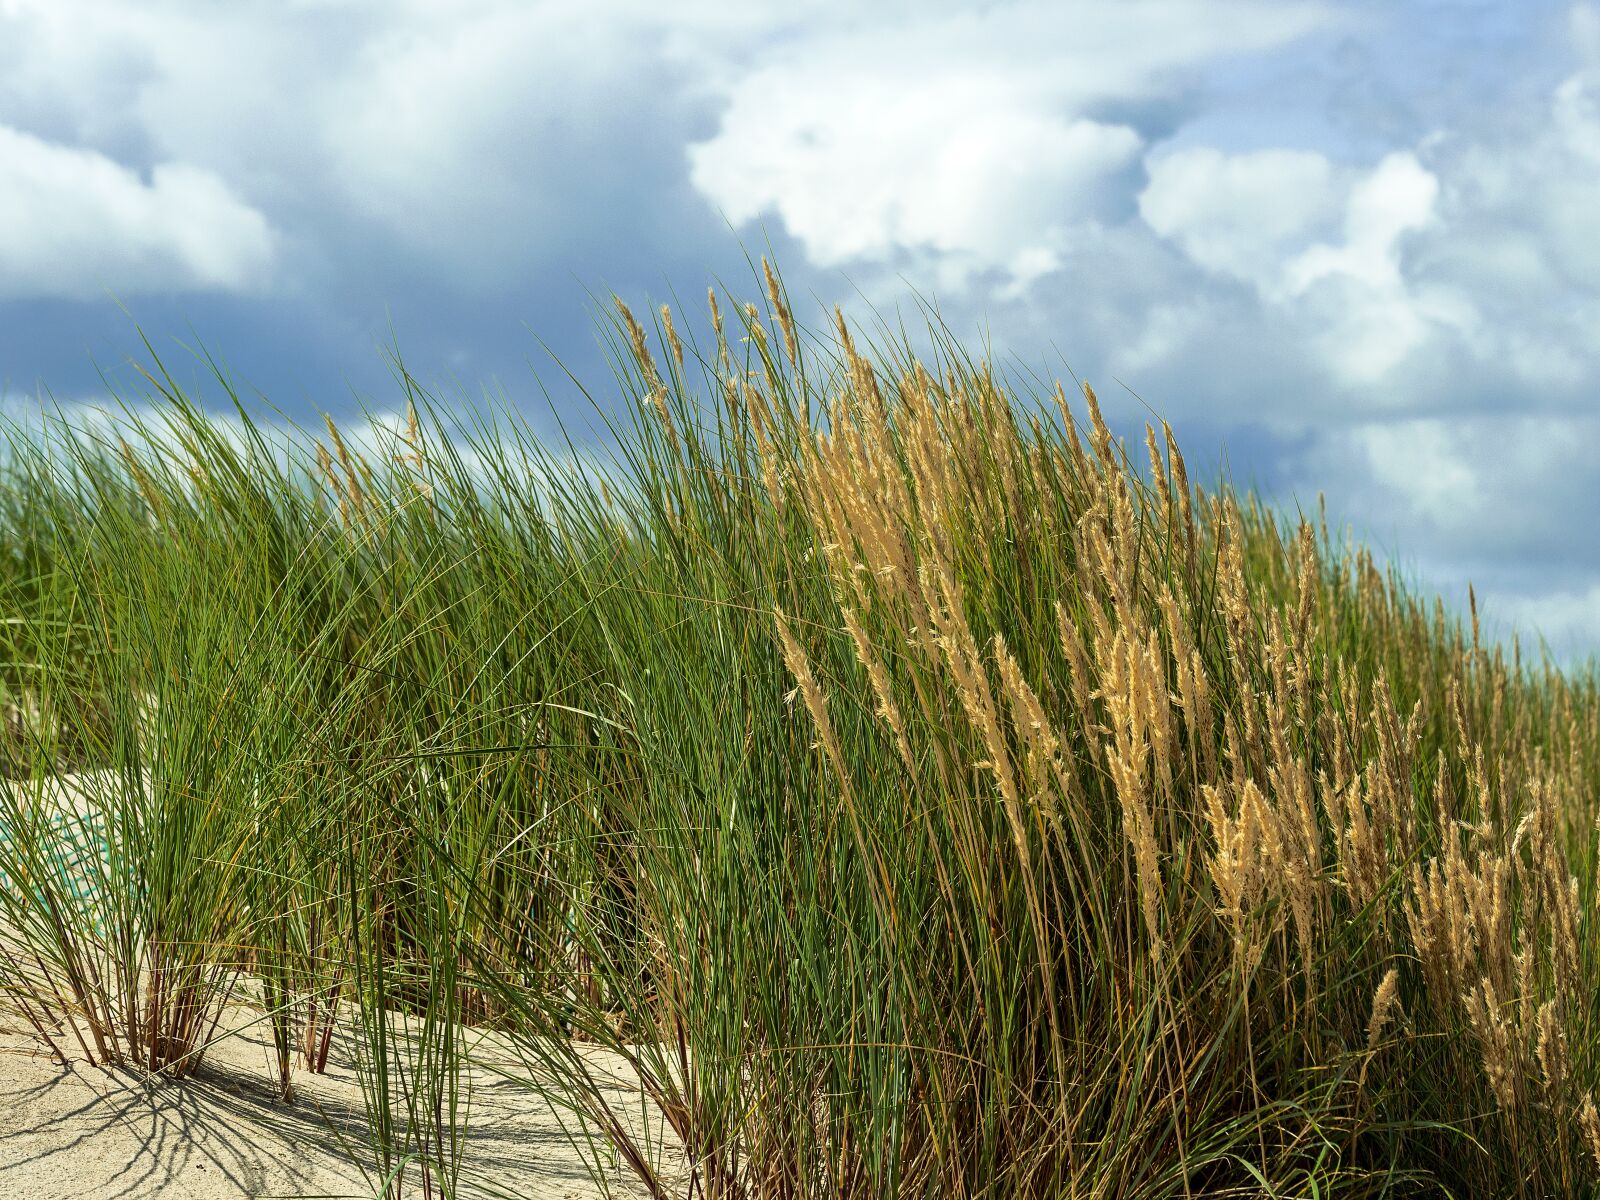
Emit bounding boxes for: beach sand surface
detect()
[1,772,673,1198]
[0,1011,661,1200]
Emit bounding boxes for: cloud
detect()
[0,0,1598,662]
[1301,413,1600,563]
[1140,148,1341,290]
[1491,584,1600,663]
[687,1,1337,288]
[1265,406,1600,665]
[320,6,671,277]
[1285,151,1438,294]
[1122,18,1600,410]
[1142,148,1476,386]
[0,123,275,300]
[694,92,1141,288]
[0,1,733,293]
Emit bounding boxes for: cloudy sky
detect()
[2,0,1597,658]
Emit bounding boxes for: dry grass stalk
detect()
[774,607,847,787]
[659,304,684,373]
[840,604,914,774]
[1582,1096,1600,1172]
[1366,967,1402,1056]
[763,258,798,368]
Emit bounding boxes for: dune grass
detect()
[0,271,1597,1198]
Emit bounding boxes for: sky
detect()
[1,0,1597,659]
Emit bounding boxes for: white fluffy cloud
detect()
[1,0,1598,656]
[1300,413,1600,563]
[1286,152,1439,295]
[1138,6,1600,401]
[693,85,1140,286]
[320,6,663,273]
[1493,585,1600,662]
[1288,410,1600,660]
[1140,148,1340,290]
[0,0,834,289]
[1142,148,1480,386]
[0,123,274,300]
[688,1,1335,288]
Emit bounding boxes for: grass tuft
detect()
[1,271,1597,1198]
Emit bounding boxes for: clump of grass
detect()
[0,267,1595,1198]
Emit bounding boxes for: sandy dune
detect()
[0,1013,660,1200]
[0,776,676,1198]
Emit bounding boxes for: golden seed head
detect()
[659,304,684,371]
[1366,967,1402,1054]
[1581,1095,1600,1171]
[614,296,660,386]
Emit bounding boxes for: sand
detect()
[0,772,675,1198]
[0,1012,664,1199]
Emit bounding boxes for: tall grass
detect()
[0,271,1597,1198]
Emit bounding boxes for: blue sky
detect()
[2,0,1597,657]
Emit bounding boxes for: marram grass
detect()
[0,272,1597,1199]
